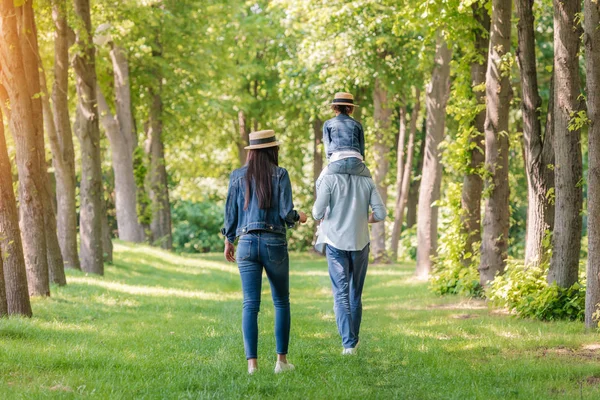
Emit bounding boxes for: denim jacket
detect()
[323,114,365,159]
[221,165,299,243]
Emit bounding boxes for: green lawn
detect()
[1,241,599,399]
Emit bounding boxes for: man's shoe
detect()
[274,361,295,374]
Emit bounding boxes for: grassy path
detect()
[1,242,599,399]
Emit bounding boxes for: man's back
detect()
[312,173,386,251]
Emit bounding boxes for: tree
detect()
[0,0,50,296]
[585,0,600,328]
[49,0,80,271]
[416,37,452,279]
[547,0,583,287]
[391,91,421,261]
[97,36,145,243]
[479,0,512,285]
[460,3,489,267]
[72,0,104,275]
[0,108,32,316]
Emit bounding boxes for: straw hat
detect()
[244,130,281,150]
[331,92,359,107]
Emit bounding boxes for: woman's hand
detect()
[298,211,308,224]
[224,240,236,262]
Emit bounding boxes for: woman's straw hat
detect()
[331,92,359,107]
[244,130,281,150]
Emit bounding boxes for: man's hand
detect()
[298,211,308,224]
[368,213,379,224]
[224,240,236,262]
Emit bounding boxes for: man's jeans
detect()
[237,231,291,359]
[325,244,370,349]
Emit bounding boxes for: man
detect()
[312,161,386,355]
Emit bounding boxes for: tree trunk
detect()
[406,123,426,229]
[72,0,104,275]
[0,108,32,316]
[146,85,173,250]
[0,252,7,317]
[548,0,583,287]
[313,117,323,240]
[584,0,600,328]
[372,78,393,263]
[461,4,490,267]
[97,80,144,242]
[391,92,421,260]
[237,110,249,166]
[49,0,80,271]
[515,0,556,268]
[101,193,113,264]
[479,0,512,285]
[0,0,50,296]
[416,38,452,279]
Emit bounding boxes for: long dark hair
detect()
[331,105,354,115]
[244,146,279,210]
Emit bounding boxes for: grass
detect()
[1,241,600,399]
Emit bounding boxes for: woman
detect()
[221,130,307,374]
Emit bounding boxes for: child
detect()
[316,92,371,190]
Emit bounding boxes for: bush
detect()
[172,200,225,253]
[487,259,586,321]
[430,261,483,298]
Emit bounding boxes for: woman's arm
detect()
[279,169,301,226]
[221,174,238,244]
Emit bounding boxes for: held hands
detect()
[298,211,308,224]
[224,240,236,262]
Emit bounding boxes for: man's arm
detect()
[312,176,331,220]
[369,179,386,222]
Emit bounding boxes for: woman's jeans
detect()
[237,231,290,360]
[325,244,370,349]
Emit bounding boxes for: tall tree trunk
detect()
[516,0,556,267]
[584,0,600,328]
[406,123,426,229]
[51,0,80,271]
[0,0,50,296]
[97,48,144,243]
[372,78,393,263]
[0,108,32,316]
[479,0,512,285]
[101,192,113,264]
[146,84,173,250]
[461,4,490,267]
[312,117,323,240]
[72,0,104,275]
[18,1,66,286]
[237,110,249,166]
[391,93,421,260]
[548,0,583,287]
[0,252,7,317]
[416,38,452,279]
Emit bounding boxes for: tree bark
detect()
[548,0,583,287]
[479,0,512,285]
[584,0,600,328]
[50,0,79,271]
[146,85,173,250]
[0,108,32,316]
[0,0,50,296]
[72,0,104,275]
[406,123,426,229]
[391,92,421,261]
[312,117,323,240]
[461,4,490,267]
[237,110,249,166]
[515,0,556,268]
[416,38,452,279]
[97,58,144,244]
[372,78,393,263]
[101,192,113,264]
[0,251,7,317]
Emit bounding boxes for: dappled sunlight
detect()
[68,276,240,301]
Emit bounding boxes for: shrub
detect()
[487,259,586,321]
[171,200,224,253]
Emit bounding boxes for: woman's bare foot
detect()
[248,358,258,374]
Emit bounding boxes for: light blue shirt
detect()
[312,174,386,251]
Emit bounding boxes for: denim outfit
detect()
[222,165,299,360]
[313,173,386,349]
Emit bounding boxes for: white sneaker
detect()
[342,347,357,355]
[274,361,295,374]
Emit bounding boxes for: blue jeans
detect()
[237,231,290,359]
[325,244,370,349]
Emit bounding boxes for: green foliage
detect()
[171,200,224,253]
[488,259,586,322]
